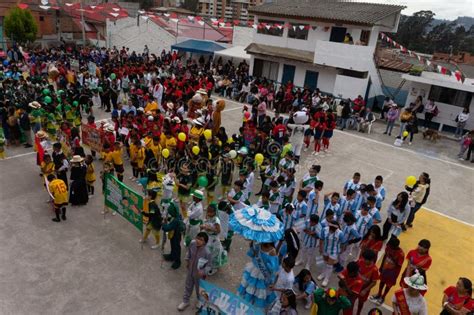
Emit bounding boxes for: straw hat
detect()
[36,130,48,139]
[193,117,205,126]
[172,116,181,124]
[71,155,84,163]
[404,272,428,291]
[28,101,42,109]
[105,124,115,132]
[191,190,204,200]
[197,88,207,95]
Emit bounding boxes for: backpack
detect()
[432,106,439,117]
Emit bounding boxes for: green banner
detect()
[104,173,143,232]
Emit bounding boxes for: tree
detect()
[393,10,435,52]
[3,7,38,45]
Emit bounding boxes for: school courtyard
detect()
[0,100,472,314]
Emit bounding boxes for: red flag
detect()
[304,25,311,30]
[233,20,240,26]
[454,71,462,82]
[441,67,447,75]
[18,3,29,9]
[35,135,45,165]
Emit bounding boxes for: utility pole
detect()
[80,0,86,45]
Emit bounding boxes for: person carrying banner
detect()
[162,201,185,269]
[391,270,428,315]
[47,174,69,223]
[140,190,163,249]
[177,232,211,312]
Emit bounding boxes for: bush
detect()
[4,7,38,44]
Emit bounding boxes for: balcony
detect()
[314,40,375,72]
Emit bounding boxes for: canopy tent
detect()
[171,39,226,55]
[214,46,250,61]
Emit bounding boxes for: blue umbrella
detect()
[229,206,284,243]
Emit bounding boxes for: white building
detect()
[402,72,474,130]
[245,0,404,101]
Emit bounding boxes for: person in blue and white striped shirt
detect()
[307,180,324,216]
[366,196,382,224]
[296,214,320,270]
[338,188,357,216]
[339,213,362,268]
[280,203,298,230]
[322,192,342,221]
[373,175,386,203]
[365,184,384,210]
[319,209,335,230]
[292,190,308,219]
[343,172,361,196]
[355,203,374,239]
[352,184,367,213]
[317,221,345,287]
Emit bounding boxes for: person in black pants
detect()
[465,140,474,163]
[18,107,33,147]
[162,201,184,269]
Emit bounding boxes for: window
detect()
[360,30,370,46]
[257,19,284,37]
[288,24,309,40]
[340,69,368,79]
[39,16,45,22]
[253,58,279,81]
[429,85,472,107]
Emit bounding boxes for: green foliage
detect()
[393,10,474,54]
[3,7,38,44]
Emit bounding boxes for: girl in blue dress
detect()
[238,241,279,309]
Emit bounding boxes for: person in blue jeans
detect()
[383,104,399,136]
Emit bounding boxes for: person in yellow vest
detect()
[144,100,158,113]
[106,141,124,182]
[129,138,138,180]
[40,153,55,180]
[136,140,146,180]
[189,117,205,144]
[164,131,177,157]
[47,174,69,222]
[85,154,96,196]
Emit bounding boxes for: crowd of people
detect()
[1,44,473,315]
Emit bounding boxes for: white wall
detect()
[314,40,375,72]
[232,26,253,47]
[333,74,369,99]
[106,17,176,54]
[404,81,474,130]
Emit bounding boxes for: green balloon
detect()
[43,88,50,96]
[44,96,52,104]
[98,87,103,92]
[57,90,64,95]
[110,73,116,80]
[73,101,79,107]
[197,176,208,188]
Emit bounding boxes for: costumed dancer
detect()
[185,190,204,247]
[238,241,279,309]
[287,109,311,164]
[200,202,228,275]
[162,200,185,269]
[140,190,163,249]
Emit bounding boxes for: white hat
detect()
[28,101,42,109]
[71,155,84,163]
[191,190,204,200]
[193,117,205,126]
[404,271,428,291]
[36,130,48,139]
[137,107,144,112]
[172,116,181,124]
[196,88,207,95]
[105,124,115,132]
[192,94,203,103]
[147,116,154,121]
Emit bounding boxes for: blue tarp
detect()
[171,39,226,55]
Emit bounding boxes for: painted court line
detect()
[423,206,474,227]
[2,151,36,160]
[335,129,474,171]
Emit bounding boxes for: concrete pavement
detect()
[0,100,472,314]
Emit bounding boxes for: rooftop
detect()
[249,0,405,26]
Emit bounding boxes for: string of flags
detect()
[380,33,465,83]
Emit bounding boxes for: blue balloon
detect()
[2,60,9,66]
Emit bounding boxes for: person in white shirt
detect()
[391,270,428,315]
[423,99,438,129]
[455,107,470,138]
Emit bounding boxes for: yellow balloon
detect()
[227,138,234,144]
[162,148,170,159]
[405,175,417,187]
[192,146,200,155]
[218,140,222,147]
[402,131,409,137]
[178,132,186,142]
[255,153,264,165]
[203,129,212,140]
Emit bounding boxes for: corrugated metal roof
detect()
[377,59,413,72]
[249,0,405,26]
[245,43,314,63]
